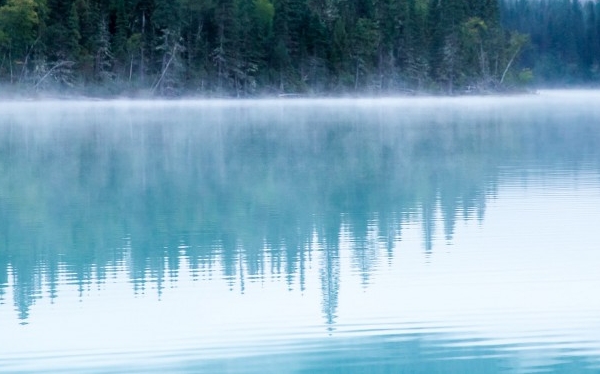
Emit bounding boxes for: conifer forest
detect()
[0,0,598,96]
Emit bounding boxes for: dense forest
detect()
[0,0,598,96]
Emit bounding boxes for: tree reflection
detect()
[0,102,599,324]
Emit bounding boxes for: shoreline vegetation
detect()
[1,0,599,98]
[0,83,540,100]
[0,83,543,100]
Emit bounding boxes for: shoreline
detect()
[0,86,541,102]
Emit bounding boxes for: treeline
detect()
[0,0,533,96]
[502,0,600,85]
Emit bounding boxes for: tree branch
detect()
[34,61,75,89]
[152,45,177,94]
[500,46,521,85]
[19,36,41,84]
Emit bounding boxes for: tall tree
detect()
[0,0,46,83]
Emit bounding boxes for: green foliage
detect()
[0,0,41,53]
[0,0,591,93]
[0,0,46,84]
[255,0,274,27]
[517,68,533,84]
[349,18,378,89]
[501,0,600,85]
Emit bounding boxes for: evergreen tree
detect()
[212,0,237,92]
[1,0,590,94]
[45,0,80,61]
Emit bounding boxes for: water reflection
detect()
[1,96,600,372]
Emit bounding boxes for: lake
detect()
[1,91,600,373]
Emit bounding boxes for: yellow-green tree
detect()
[0,0,46,83]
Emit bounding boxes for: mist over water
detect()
[1,91,600,373]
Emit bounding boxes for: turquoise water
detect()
[1,92,600,373]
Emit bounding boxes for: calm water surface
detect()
[1,91,600,373]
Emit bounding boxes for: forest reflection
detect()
[1,101,599,325]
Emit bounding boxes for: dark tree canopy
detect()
[0,0,596,96]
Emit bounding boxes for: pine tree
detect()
[45,0,80,61]
[211,0,237,93]
[110,0,128,63]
